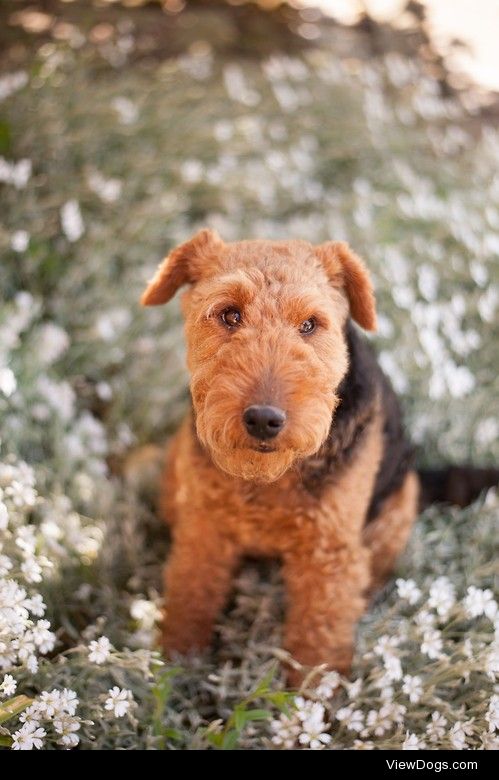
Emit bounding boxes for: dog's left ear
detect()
[316,241,377,331]
[141,228,222,306]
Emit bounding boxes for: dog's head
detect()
[141,230,376,482]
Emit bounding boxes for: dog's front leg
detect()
[162,525,238,657]
[282,541,370,685]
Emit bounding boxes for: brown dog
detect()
[141,230,418,684]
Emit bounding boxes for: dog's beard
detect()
[208,446,297,483]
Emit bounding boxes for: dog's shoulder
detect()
[300,323,414,519]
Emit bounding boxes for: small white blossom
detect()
[402,675,423,703]
[450,720,474,750]
[426,711,448,743]
[373,634,400,659]
[19,702,43,727]
[421,628,444,660]
[61,200,84,242]
[0,500,8,530]
[35,323,70,365]
[315,671,340,699]
[0,157,31,189]
[335,705,364,732]
[38,689,62,718]
[463,587,498,620]
[32,620,56,653]
[11,723,46,750]
[10,230,29,252]
[54,716,80,748]
[486,695,499,733]
[428,576,456,618]
[403,732,426,750]
[384,654,403,681]
[112,96,138,124]
[0,367,17,398]
[396,578,422,605]
[88,636,112,664]
[270,713,300,748]
[0,673,16,697]
[21,558,43,583]
[130,599,161,630]
[104,686,133,718]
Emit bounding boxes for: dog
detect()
[140,229,420,685]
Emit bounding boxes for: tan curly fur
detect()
[141,230,418,684]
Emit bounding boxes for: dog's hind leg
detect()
[363,470,419,595]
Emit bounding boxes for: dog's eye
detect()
[299,318,316,335]
[220,307,242,328]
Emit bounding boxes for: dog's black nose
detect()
[243,405,286,441]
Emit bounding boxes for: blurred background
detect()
[1,0,498,464]
[0,0,498,751]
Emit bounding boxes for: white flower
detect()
[402,675,423,703]
[373,634,400,659]
[87,170,122,203]
[364,708,392,737]
[0,367,17,397]
[486,695,499,732]
[414,609,436,630]
[335,705,364,732]
[421,628,444,660]
[11,230,29,252]
[450,720,474,750]
[38,689,62,718]
[270,713,300,748]
[180,159,203,184]
[0,554,12,575]
[384,654,403,681]
[298,725,332,750]
[297,701,331,750]
[0,500,8,530]
[346,678,362,700]
[104,686,133,718]
[11,723,46,750]
[403,731,426,750]
[353,739,375,749]
[19,702,43,727]
[59,688,79,716]
[21,558,43,583]
[486,646,499,680]
[428,576,456,618]
[111,96,138,125]
[381,702,406,725]
[0,70,28,102]
[32,620,56,654]
[60,199,84,242]
[0,157,31,189]
[35,323,70,365]
[426,711,447,743]
[25,594,46,617]
[480,732,499,750]
[0,673,16,697]
[54,715,80,747]
[130,599,161,630]
[315,670,340,699]
[88,636,112,664]
[463,587,498,620]
[396,578,422,605]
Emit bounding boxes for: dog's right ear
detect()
[140,229,222,306]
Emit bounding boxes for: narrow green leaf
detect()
[0,696,33,725]
[221,729,239,750]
